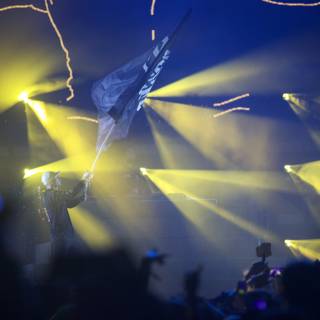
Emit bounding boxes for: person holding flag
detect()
[38,171,93,256]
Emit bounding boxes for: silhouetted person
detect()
[38,171,92,256]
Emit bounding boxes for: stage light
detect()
[23,79,68,99]
[147,99,276,168]
[145,169,281,244]
[69,207,113,250]
[140,167,148,176]
[285,239,320,260]
[25,101,97,172]
[288,160,320,193]
[18,91,29,103]
[149,40,314,99]
[24,168,30,178]
[282,93,290,101]
[284,165,293,173]
[143,169,293,193]
[23,154,101,181]
[23,168,38,179]
[284,240,292,247]
[19,95,47,123]
[284,95,320,149]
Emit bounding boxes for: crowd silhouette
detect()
[1,196,320,320]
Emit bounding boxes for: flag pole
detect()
[90,122,116,172]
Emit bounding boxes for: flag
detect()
[91,10,191,151]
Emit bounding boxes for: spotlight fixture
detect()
[284,165,293,173]
[284,240,292,247]
[282,93,290,101]
[140,167,148,176]
[24,168,31,179]
[24,168,38,179]
[18,91,29,103]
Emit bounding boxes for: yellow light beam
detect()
[285,239,320,260]
[151,0,157,15]
[91,174,158,247]
[262,0,320,6]
[146,171,280,244]
[213,93,250,107]
[24,168,34,179]
[149,38,318,98]
[144,169,295,193]
[147,99,266,168]
[285,162,320,226]
[69,206,114,250]
[146,99,230,166]
[287,160,320,194]
[27,99,48,123]
[145,107,182,169]
[284,95,320,148]
[143,174,221,246]
[25,99,97,169]
[44,0,74,101]
[23,155,103,180]
[212,107,251,118]
[21,79,69,99]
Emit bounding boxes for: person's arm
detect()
[65,181,86,208]
[65,172,93,208]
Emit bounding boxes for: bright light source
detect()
[284,165,293,173]
[24,168,36,179]
[284,239,320,260]
[24,168,40,179]
[282,93,290,101]
[140,168,148,176]
[284,240,292,247]
[18,91,29,103]
[24,168,30,178]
